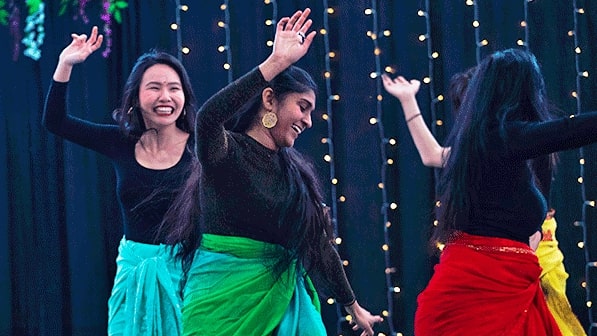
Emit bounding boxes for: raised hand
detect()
[59,26,104,66]
[382,74,420,102]
[259,8,316,81]
[53,26,103,82]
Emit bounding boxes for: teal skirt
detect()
[182,234,326,336]
[108,237,183,336]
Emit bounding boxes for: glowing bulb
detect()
[390,202,398,209]
[370,117,378,125]
[217,45,226,52]
[472,20,480,28]
[331,178,338,185]
[319,28,327,35]
[423,77,431,84]
[417,10,425,16]
[339,195,346,202]
[328,51,336,58]
[432,52,439,58]
[520,21,527,27]
[382,244,389,251]
[220,4,227,10]
[218,21,225,28]
[223,63,231,70]
[265,19,273,26]
[517,39,525,46]
[324,154,332,162]
[418,34,427,42]
[364,8,373,15]
[327,298,335,304]
[181,4,188,11]
[181,47,190,54]
[335,237,343,245]
[327,8,335,14]
[170,23,179,30]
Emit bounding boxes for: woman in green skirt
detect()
[168,8,383,336]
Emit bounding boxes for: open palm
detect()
[59,26,104,66]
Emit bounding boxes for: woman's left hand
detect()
[345,301,384,336]
[269,8,317,68]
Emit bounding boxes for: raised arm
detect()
[53,26,104,83]
[42,26,121,155]
[195,9,317,162]
[382,74,449,168]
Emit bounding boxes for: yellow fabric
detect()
[536,216,586,336]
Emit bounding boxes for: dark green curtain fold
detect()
[2,1,596,335]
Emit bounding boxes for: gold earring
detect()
[261,111,278,129]
[127,107,133,115]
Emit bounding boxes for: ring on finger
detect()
[298,31,306,44]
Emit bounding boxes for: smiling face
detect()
[138,63,185,130]
[268,90,315,149]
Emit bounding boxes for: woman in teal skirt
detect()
[44,27,198,335]
[167,8,383,336]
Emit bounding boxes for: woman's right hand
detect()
[59,26,103,66]
[382,74,420,101]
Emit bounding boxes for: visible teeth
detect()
[156,107,173,114]
[292,125,302,134]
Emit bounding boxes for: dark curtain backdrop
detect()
[2,1,596,335]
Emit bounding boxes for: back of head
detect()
[433,48,551,248]
[113,50,198,137]
[448,66,477,116]
[229,65,318,133]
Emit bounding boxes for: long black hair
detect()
[165,65,336,289]
[434,48,554,248]
[112,49,197,138]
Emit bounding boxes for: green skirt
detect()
[108,237,183,336]
[182,234,326,336]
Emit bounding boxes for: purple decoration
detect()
[9,4,20,62]
[101,0,112,58]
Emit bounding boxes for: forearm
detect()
[400,96,447,168]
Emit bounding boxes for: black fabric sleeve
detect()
[42,80,121,157]
[318,241,356,305]
[504,112,597,159]
[195,68,269,164]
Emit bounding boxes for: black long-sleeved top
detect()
[43,81,193,244]
[195,68,356,305]
[459,114,597,243]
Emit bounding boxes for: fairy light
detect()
[367,1,398,334]
[569,0,596,331]
[172,0,183,60]
[264,0,278,49]
[320,1,346,333]
[219,1,233,82]
[469,0,488,63]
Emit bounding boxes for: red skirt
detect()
[415,232,562,336]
